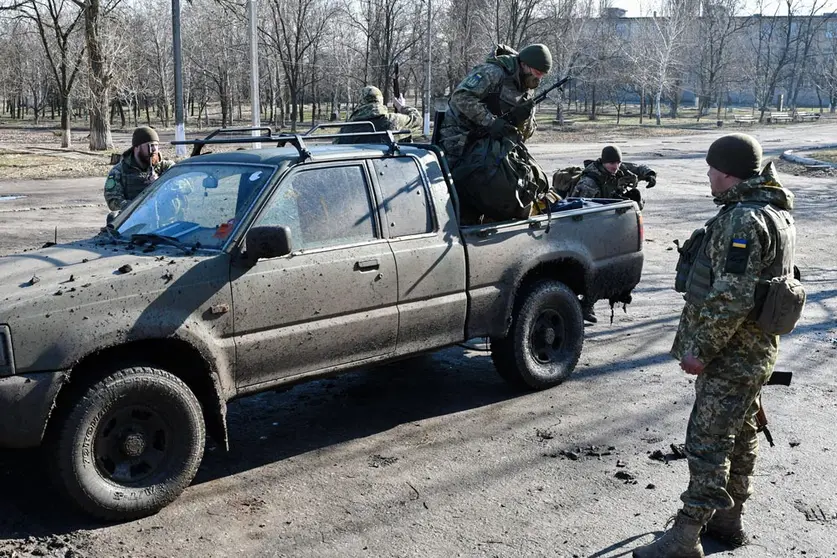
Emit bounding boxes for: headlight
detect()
[0,325,15,377]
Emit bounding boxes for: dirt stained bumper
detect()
[0,371,67,448]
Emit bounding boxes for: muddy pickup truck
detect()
[0,128,643,520]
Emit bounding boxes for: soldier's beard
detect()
[523,74,541,90]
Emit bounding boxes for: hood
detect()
[0,237,233,374]
[486,54,519,75]
[349,102,388,121]
[714,161,794,211]
[0,237,202,318]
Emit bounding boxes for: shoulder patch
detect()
[105,177,116,190]
[724,237,750,274]
[462,72,484,90]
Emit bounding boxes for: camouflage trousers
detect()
[680,359,773,523]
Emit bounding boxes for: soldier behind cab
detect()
[336,85,422,143]
[104,126,174,212]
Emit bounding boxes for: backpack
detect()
[552,166,583,197]
[452,136,549,222]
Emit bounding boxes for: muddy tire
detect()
[491,280,584,390]
[51,367,205,521]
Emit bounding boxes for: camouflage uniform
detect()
[670,162,795,522]
[571,159,656,199]
[438,54,536,167]
[104,150,175,211]
[339,86,422,141]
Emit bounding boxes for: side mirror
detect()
[245,226,293,261]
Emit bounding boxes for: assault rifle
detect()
[500,74,572,123]
[392,63,401,108]
[757,369,793,447]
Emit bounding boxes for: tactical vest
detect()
[120,154,160,202]
[483,61,533,126]
[674,201,805,334]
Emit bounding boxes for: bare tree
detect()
[262,0,333,129]
[644,0,692,125]
[72,0,122,150]
[489,0,547,47]
[785,2,831,109]
[695,0,752,120]
[16,0,86,146]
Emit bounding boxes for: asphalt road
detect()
[0,124,835,558]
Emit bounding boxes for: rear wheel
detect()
[50,367,205,521]
[491,280,584,390]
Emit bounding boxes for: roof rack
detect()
[171,124,412,159]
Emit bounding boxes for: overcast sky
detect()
[611,0,837,17]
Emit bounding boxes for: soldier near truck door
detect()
[104,126,175,212]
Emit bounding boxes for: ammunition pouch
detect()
[748,266,806,335]
[674,227,712,303]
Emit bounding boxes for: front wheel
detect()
[491,280,584,390]
[50,367,205,521]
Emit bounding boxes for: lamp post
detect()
[248,0,261,148]
[423,0,432,136]
[172,0,185,157]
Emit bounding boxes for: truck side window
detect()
[256,165,377,250]
[373,157,433,237]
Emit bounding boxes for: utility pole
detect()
[248,0,262,148]
[423,0,432,136]
[172,0,186,157]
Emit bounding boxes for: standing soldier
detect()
[633,134,805,557]
[104,126,174,212]
[337,85,422,142]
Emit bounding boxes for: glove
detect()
[393,94,406,113]
[489,118,516,139]
[645,174,657,188]
[508,103,533,125]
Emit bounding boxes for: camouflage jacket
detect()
[343,101,422,137]
[104,150,175,211]
[671,163,794,371]
[438,55,536,161]
[571,159,656,199]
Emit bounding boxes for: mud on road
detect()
[1,123,836,558]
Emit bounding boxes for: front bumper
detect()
[0,371,67,448]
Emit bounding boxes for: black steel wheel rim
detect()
[93,404,172,485]
[529,308,565,364]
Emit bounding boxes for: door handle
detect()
[355,258,380,271]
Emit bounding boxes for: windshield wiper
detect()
[130,233,194,254]
[101,224,121,240]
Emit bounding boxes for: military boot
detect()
[633,511,705,558]
[705,499,748,547]
[581,298,597,323]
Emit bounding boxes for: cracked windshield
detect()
[116,163,275,250]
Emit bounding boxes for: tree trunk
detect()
[84,0,113,151]
[60,92,71,148]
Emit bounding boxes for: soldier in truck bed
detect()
[570,145,657,201]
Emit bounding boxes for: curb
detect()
[780,145,837,168]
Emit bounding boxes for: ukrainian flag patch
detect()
[725,237,750,274]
